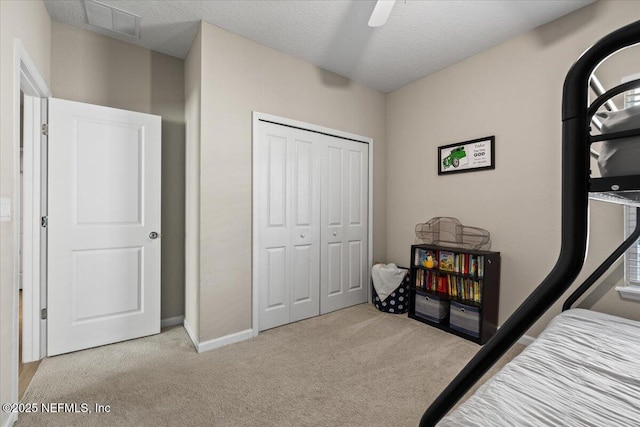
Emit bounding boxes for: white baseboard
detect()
[517,334,536,346]
[182,319,253,353]
[2,412,17,427]
[197,329,254,353]
[183,318,199,351]
[161,315,184,329]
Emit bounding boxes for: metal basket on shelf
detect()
[415,217,491,250]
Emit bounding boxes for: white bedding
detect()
[438,309,640,426]
[371,263,407,301]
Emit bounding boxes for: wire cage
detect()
[415,217,491,251]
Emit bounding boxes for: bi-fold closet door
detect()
[256,121,369,331]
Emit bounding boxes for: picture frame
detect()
[438,136,495,175]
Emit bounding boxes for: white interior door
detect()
[320,137,369,314]
[47,98,161,356]
[257,123,321,331]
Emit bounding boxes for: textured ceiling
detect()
[44,0,595,93]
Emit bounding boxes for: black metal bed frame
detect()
[420,20,640,426]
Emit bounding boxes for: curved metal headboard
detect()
[420,19,640,426]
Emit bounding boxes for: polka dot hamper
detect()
[372,266,410,314]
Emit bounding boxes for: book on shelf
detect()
[445,274,483,303]
[415,272,483,303]
[415,247,484,277]
[414,248,437,268]
[438,250,455,272]
[453,253,469,274]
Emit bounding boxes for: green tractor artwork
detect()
[442,146,468,169]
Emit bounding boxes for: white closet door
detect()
[257,123,321,331]
[320,137,369,314]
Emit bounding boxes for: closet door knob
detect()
[300,233,306,238]
[332,232,337,236]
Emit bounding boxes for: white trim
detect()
[9,39,51,425]
[254,112,372,144]
[517,334,536,346]
[616,285,640,301]
[251,112,374,336]
[196,329,253,353]
[16,40,51,99]
[21,95,43,364]
[251,115,260,338]
[368,123,374,305]
[2,412,17,427]
[161,315,184,328]
[183,318,199,351]
[183,319,253,353]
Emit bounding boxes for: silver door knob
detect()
[149,232,159,239]
[300,233,306,238]
[332,232,337,236]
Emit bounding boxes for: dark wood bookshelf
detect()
[408,244,500,345]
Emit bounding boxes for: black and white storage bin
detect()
[449,301,481,338]
[372,268,410,314]
[414,290,449,323]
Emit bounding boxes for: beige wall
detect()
[386,0,640,337]
[50,22,186,320]
[184,27,202,339]
[0,0,51,421]
[191,21,387,341]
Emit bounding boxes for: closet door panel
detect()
[348,150,364,226]
[266,247,287,309]
[292,245,312,302]
[348,240,364,291]
[320,138,369,314]
[345,146,368,296]
[327,146,343,226]
[258,130,291,331]
[290,136,321,323]
[327,242,343,295]
[321,141,345,313]
[268,137,287,227]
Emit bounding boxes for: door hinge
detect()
[41,216,48,228]
[40,308,47,320]
[41,124,48,136]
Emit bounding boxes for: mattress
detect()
[597,104,640,177]
[438,309,640,426]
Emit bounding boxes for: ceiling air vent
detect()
[84,0,140,39]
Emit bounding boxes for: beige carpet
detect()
[19,304,522,426]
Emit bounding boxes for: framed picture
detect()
[438,136,495,175]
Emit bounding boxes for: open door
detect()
[47,98,161,356]
[21,94,46,363]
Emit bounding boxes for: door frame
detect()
[21,94,47,363]
[10,38,50,412]
[251,112,373,336]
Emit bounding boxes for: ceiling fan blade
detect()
[368,0,396,28]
